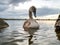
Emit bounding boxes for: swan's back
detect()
[23,19,39,31]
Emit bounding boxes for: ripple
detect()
[0,20,60,45]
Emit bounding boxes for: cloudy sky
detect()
[14,0,60,10]
[0,0,60,19]
[1,0,60,10]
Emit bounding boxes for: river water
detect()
[0,20,60,45]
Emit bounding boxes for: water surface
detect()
[0,20,60,45]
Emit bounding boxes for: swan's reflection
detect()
[25,28,38,45]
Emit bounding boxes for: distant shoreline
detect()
[2,18,57,21]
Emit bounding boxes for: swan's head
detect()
[29,6,36,17]
[32,6,36,17]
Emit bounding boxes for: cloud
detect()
[0,0,30,11]
[37,7,60,16]
[0,0,60,18]
[9,0,30,6]
[0,10,28,19]
[43,0,60,4]
[0,4,9,11]
[0,0,30,6]
[37,0,60,9]
[0,7,60,19]
[43,0,60,1]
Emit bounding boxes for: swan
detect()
[23,6,39,31]
[55,15,60,28]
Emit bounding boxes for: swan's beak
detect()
[34,11,36,17]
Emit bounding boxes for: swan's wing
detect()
[23,20,31,28]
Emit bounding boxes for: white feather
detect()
[28,19,39,28]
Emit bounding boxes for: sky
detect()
[1,0,60,10]
[0,0,60,18]
[14,0,60,10]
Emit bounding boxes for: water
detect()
[0,20,60,45]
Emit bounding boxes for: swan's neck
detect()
[29,11,33,19]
